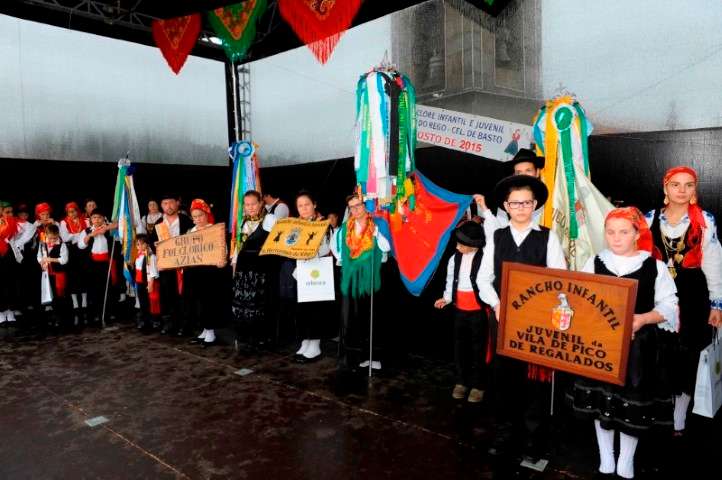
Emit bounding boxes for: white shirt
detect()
[36,241,69,266]
[59,220,84,244]
[266,201,289,219]
[442,251,484,304]
[330,220,391,266]
[478,222,568,308]
[581,250,679,333]
[135,253,159,280]
[645,209,722,309]
[78,226,109,253]
[163,215,181,238]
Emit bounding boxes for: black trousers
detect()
[0,253,17,311]
[453,308,489,390]
[159,270,184,331]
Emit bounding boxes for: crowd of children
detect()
[1,150,721,478]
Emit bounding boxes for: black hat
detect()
[455,221,485,248]
[160,192,180,201]
[493,174,549,209]
[509,148,545,170]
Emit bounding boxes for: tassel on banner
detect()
[278,0,362,64]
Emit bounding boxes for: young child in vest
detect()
[567,207,678,479]
[434,220,489,403]
[60,201,90,325]
[478,175,567,463]
[133,234,160,331]
[78,209,118,324]
[37,223,69,330]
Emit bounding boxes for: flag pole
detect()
[101,239,116,329]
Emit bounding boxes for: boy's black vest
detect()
[42,243,66,272]
[493,225,550,293]
[451,249,484,307]
[83,227,115,257]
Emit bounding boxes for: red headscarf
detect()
[190,198,214,225]
[605,206,653,253]
[35,202,52,220]
[63,202,87,234]
[662,166,705,268]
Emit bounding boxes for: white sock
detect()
[119,293,126,302]
[303,339,321,358]
[674,393,691,431]
[204,329,216,343]
[0,311,6,323]
[296,339,309,355]
[81,293,88,308]
[197,329,208,339]
[594,420,615,474]
[617,432,638,479]
[134,295,140,309]
[371,361,381,370]
[359,360,370,367]
[6,310,16,322]
[71,294,79,309]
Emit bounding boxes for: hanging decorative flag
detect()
[374,171,471,296]
[151,14,201,74]
[111,157,142,286]
[278,0,362,64]
[208,0,267,63]
[228,141,262,254]
[355,68,417,223]
[533,96,613,270]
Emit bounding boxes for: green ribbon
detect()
[554,106,578,240]
[572,103,590,177]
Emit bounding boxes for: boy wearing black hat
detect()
[434,220,491,403]
[150,193,193,335]
[494,148,546,229]
[478,174,566,464]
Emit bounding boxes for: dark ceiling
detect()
[0,0,510,63]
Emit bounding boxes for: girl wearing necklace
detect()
[644,166,722,436]
[230,190,277,349]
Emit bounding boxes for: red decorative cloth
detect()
[278,0,362,64]
[35,203,52,220]
[152,14,201,74]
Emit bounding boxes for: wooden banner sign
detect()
[497,262,637,386]
[260,218,330,260]
[156,223,227,270]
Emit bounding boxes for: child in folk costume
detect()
[133,234,160,331]
[14,204,38,319]
[59,202,89,323]
[568,207,678,479]
[78,209,119,324]
[434,221,490,403]
[644,166,722,436]
[37,224,70,329]
[185,199,226,348]
[478,175,567,461]
[0,201,22,324]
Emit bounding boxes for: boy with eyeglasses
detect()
[478,174,567,465]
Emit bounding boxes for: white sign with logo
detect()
[297,256,336,303]
[416,104,533,161]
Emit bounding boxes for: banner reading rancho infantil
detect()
[497,262,637,386]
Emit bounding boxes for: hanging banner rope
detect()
[278,0,362,64]
[208,0,267,63]
[151,14,201,74]
[228,141,262,254]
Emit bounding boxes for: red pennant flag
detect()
[278,0,362,64]
[152,14,201,74]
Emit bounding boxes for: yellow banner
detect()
[260,218,329,260]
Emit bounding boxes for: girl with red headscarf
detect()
[568,207,679,479]
[185,199,225,348]
[644,166,722,435]
[0,201,21,324]
[60,202,89,325]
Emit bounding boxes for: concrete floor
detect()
[0,322,717,479]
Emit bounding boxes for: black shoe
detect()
[295,354,322,364]
[176,329,185,337]
[188,337,204,345]
[201,340,217,349]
